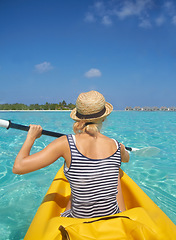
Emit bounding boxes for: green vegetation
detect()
[0,101,75,110]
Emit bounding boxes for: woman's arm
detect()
[120,143,130,162]
[13,125,67,174]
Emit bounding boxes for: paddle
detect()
[0,119,160,155]
[0,119,64,138]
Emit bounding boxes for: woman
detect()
[13,90,129,218]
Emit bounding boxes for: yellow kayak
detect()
[24,166,176,240]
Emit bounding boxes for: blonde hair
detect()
[73,120,103,137]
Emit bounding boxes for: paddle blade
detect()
[133,147,160,157]
[0,119,10,128]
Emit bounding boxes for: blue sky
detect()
[0,0,176,109]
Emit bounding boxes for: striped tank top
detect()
[63,134,121,218]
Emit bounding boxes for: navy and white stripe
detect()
[63,134,121,218]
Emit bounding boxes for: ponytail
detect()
[73,121,101,137]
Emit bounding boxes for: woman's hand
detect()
[120,143,130,163]
[12,124,42,174]
[27,124,43,141]
[120,143,126,152]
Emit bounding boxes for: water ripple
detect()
[0,111,176,240]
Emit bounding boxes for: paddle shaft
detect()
[0,119,132,151]
[2,120,64,138]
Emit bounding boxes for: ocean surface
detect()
[0,111,176,240]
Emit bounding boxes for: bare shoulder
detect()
[98,133,117,144]
[48,135,67,145]
[45,135,69,153]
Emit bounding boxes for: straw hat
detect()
[70,90,113,121]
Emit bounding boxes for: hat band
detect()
[76,107,106,119]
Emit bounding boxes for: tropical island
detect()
[0,101,75,110]
[1,102,176,111]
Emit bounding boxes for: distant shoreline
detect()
[0,110,175,112]
[0,110,72,112]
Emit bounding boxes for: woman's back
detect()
[64,133,121,218]
[74,133,119,160]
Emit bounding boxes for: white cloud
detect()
[163,1,176,25]
[102,15,112,26]
[95,2,104,10]
[139,18,152,28]
[35,62,53,73]
[164,1,173,9]
[164,1,175,15]
[155,15,165,26]
[85,0,153,27]
[172,15,176,25]
[94,1,106,15]
[115,0,152,19]
[84,12,96,23]
[84,68,102,78]
[85,0,176,28]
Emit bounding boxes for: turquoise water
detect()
[0,111,176,239]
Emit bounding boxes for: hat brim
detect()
[70,102,113,122]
